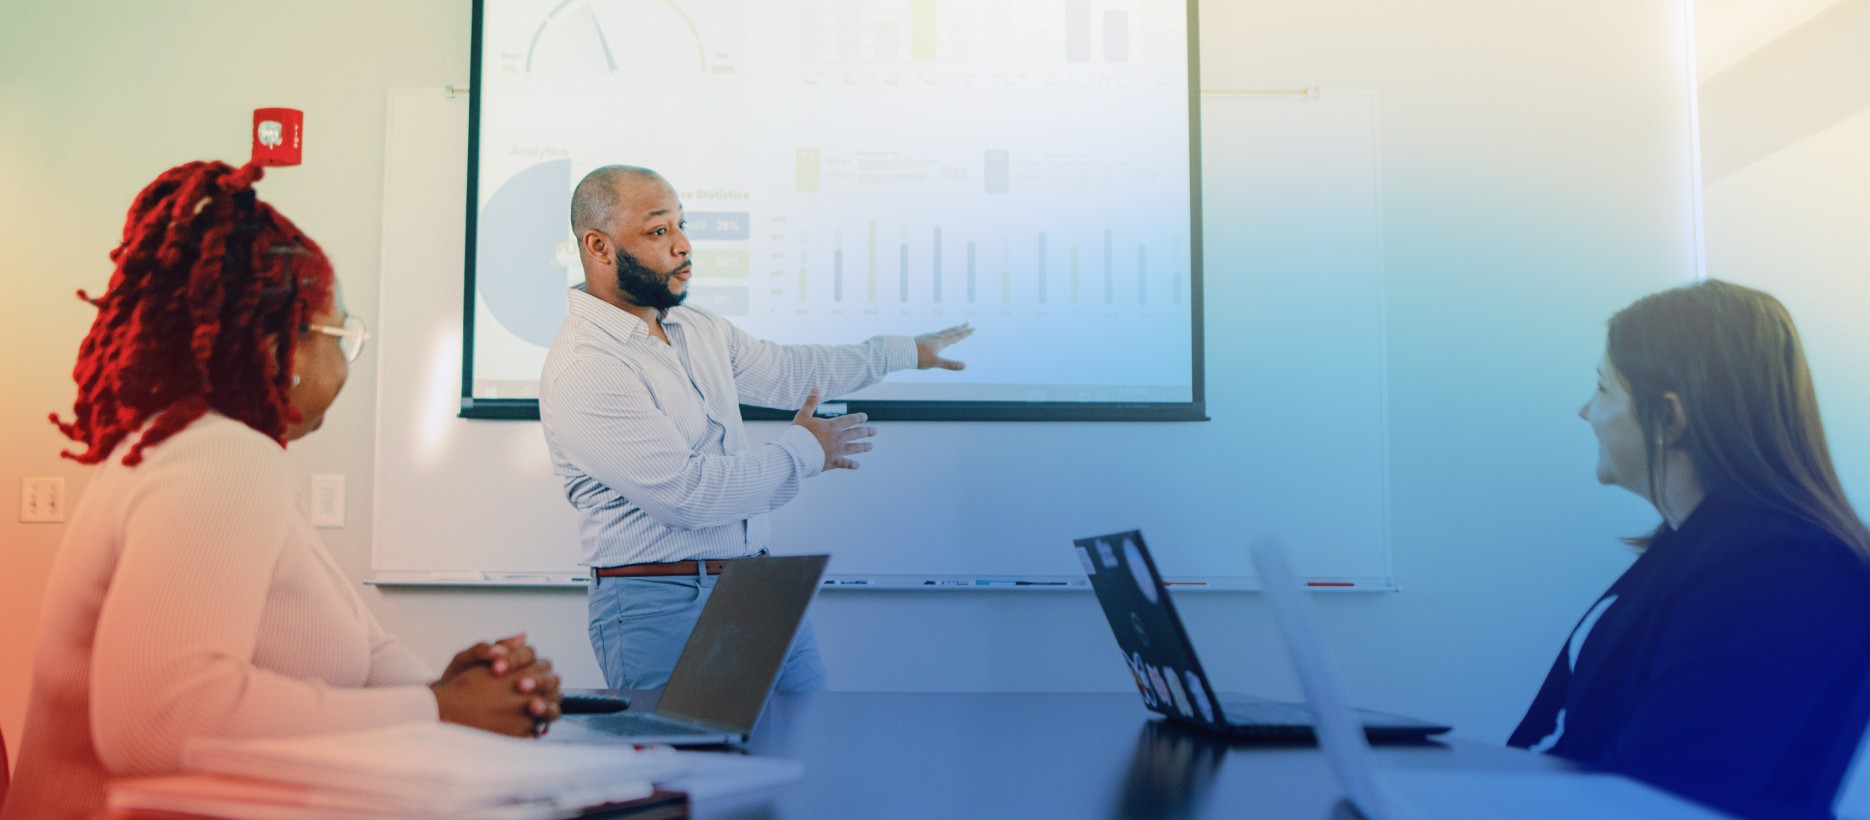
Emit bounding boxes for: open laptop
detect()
[1249,539,1723,819]
[1074,530,1449,741]
[575,554,829,746]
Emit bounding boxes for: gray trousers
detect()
[586,569,828,691]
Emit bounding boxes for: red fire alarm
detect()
[251,108,303,166]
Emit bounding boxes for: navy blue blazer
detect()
[1509,495,1870,818]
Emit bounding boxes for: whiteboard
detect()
[371,86,1392,590]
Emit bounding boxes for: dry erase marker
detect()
[1307,582,1356,587]
[1163,581,1207,587]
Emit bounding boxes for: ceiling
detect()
[1696,0,1847,81]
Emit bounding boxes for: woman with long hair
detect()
[1512,280,1870,818]
[4,160,562,819]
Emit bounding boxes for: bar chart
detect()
[714,215,1180,314]
[796,0,1168,67]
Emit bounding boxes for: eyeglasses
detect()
[303,314,370,363]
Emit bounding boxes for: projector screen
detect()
[463,0,1204,421]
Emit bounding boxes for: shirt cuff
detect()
[776,425,825,480]
[881,335,918,372]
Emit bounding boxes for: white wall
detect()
[1,0,1707,763]
[1699,0,1870,506]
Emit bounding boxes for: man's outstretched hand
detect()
[792,388,876,471]
[915,324,975,371]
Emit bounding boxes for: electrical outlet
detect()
[21,477,66,523]
[310,474,345,528]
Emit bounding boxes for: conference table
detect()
[557,691,1572,819]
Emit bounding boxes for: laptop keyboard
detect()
[583,713,716,737]
[1220,697,1315,726]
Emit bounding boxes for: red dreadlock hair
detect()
[51,160,335,466]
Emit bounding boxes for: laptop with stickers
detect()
[1073,530,1448,741]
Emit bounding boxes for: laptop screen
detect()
[656,554,830,731]
[1074,531,1228,728]
[1251,539,1389,812]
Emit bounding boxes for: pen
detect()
[1307,582,1355,587]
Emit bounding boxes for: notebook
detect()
[106,722,686,819]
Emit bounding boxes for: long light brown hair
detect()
[1607,279,1869,556]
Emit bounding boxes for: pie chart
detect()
[476,159,573,348]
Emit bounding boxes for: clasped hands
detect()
[791,324,975,471]
[429,633,563,738]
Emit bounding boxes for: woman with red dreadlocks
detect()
[4,161,563,819]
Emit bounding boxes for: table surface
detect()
[555,691,1565,820]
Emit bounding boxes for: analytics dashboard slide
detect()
[468,0,1199,413]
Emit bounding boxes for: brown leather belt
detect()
[592,559,730,578]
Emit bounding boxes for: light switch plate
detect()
[310,474,345,528]
[21,476,66,523]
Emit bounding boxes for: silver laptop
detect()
[575,554,829,746]
[1249,539,1724,820]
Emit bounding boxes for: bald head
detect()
[570,165,665,236]
[569,165,692,311]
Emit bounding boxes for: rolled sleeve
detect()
[775,425,826,480]
[882,335,918,372]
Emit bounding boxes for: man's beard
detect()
[615,248,687,310]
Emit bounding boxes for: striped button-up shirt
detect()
[539,287,916,567]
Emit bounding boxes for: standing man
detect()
[540,165,973,690]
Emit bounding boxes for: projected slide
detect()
[471,0,1198,414]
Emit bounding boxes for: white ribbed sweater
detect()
[3,414,438,820]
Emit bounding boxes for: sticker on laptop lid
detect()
[1076,546,1096,575]
[1095,539,1119,568]
[1184,670,1216,723]
[1164,666,1193,718]
[1124,537,1160,604]
[1127,652,1158,707]
[1146,664,1172,708]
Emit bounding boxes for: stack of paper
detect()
[108,723,689,819]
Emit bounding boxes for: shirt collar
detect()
[1654,492,1752,548]
[566,285,681,343]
